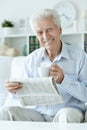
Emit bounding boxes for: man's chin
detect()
[45,46,52,50]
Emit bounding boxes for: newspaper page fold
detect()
[10,77,63,106]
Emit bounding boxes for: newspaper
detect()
[10,77,63,106]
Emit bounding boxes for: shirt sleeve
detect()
[60,52,87,102]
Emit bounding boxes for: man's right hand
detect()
[5,80,22,93]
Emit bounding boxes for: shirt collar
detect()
[41,41,70,61]
[40,47,47,61]
[60,41,70,60]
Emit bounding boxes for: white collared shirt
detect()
[23,42,87,116]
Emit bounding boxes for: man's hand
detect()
[49,64,64,83]
[5,80,22,93]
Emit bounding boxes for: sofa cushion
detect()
[0,56,13,106]
[4,56,26,106]
[0,56,12,93]
[10,56,26,79]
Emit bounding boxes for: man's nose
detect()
[43,31,48,39]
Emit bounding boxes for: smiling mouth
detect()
[44,39,54,44]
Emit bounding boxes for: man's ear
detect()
[59,27,62,34]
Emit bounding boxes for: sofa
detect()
[0,56,26,107]
[0,55,87,123]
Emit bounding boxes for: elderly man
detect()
[1,8,87,123]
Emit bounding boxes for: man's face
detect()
[33,17,62,51]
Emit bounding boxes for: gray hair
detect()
[29,8,61,33]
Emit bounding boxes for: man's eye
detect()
[37,32,42,36]
[48,28,53,32]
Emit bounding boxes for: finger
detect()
[49,71,58,77]
[51,64,61,69]
[51,63,57,67]
[51,66,58,73]
[6,82,21,88]
[12,87,22,93]
[51,67,57,72]
[7,85,22,92]
[6,82,22,91]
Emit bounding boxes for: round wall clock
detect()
[53,0,76,28]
